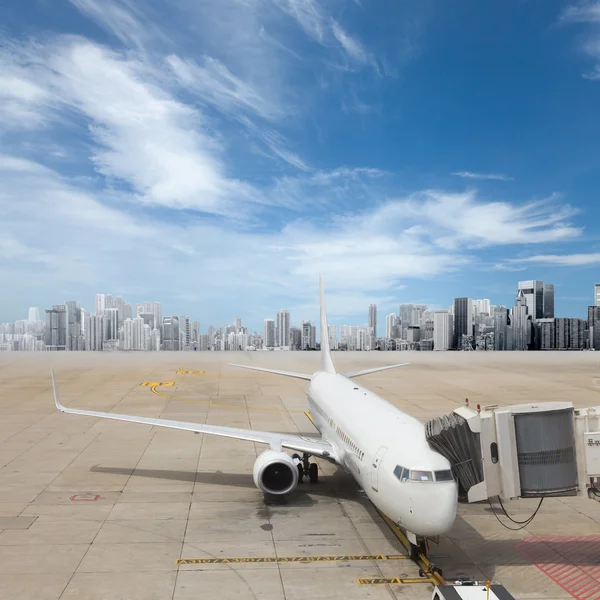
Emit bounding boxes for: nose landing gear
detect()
[410,539,443,578]
[292,453,319,483]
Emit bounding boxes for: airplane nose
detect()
[413,483,458,536]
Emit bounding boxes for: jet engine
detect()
[253,450,299,495]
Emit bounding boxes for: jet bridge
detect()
[425,401,600,503]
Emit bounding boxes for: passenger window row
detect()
[312,401,365,461]
[393,465,454,483]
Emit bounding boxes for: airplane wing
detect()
[229,363,312,381]
[51,369,335,460]
[343,363,410,378]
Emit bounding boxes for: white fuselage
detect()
[308,371,458,539]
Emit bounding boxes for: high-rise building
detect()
[132,316,145,350]
[399,304,428,333]
[162,316,180,351]
[385,313,399,338]
[136,302,162,338]
[45,305,67,349]
[589,306,600,350]
[543,284,555,319]
[180,316,190,347]
[96,294,106,315]
[555,318,586,350]
[433,311,453,351]
[28,307,39,322]
[595,284,600,307]
[234,318,242,333]
[328,325,337,350]
[103,308,119,342]
[87,315,104,351]
[277,310,290,348]
[368,304,377,339]
[122,318,133,350]
[290,326,302,350]
[138,313,155,330]
[518,280,544,320]
[493,308,509,351]
[190,321,200,345]
[512,290,530,350]
[264,318,275,348]
[301,320,315,350]
[474,299,491,315]
[453,298,473,349]
[65,300,82,351]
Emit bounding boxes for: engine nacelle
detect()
[253,450,299,495]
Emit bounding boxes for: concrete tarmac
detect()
[0,351,599,599]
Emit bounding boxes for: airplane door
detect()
[371,446,388,492]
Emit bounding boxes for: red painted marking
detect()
[70,494,100,502]
[515,535,600,600]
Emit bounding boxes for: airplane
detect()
[51,275,458,558]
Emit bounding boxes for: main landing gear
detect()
[292,453,319,483]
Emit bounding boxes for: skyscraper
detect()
[474,299,491,315]
[588,306,600,350]
[328,325,337,350]
[517,280,544,320]
[65,300,82,351]
[453,298,473,349]
[368,304,377,339]
[45,305,67,349]
[512,290,530,351]
[103,308,119,342]
[277,310,290,348]
[28,307,39,322]
[302,320,314,350]
[433,311,453,351]
[162,316,180,351]
[493,308,509,351]
[180,316,190,348]
[385,313,399,339]
[136,302,162,338]
[87,315,104,351]
[290,326,302,350]
[96,294,106,315]
[543,284,555,319]
[595,284,600,307]
[264,318,275,348]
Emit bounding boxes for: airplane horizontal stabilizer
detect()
[229,364,312,380]
[343,363,410,379]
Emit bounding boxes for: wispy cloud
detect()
[452,171,514,181]
[559,2,600,79]
[501,253,600,267]
[331,19,369,64]
[559,1,600,24]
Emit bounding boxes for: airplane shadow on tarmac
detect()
[90,465,600,579]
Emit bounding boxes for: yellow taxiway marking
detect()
[176,554,409,565]
[144,381,307,414]
[176,367,205,375]
[304,411,317,427]
[357,577,430,585]
[376,508,445,587]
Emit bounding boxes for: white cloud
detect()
[501,253,600,267]
[452,171,514,181]
[560,2,600,23]
[331,20,369,64]
[166,55,283,121]
[273,0,326,41]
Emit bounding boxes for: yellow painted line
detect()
[176,367,205,375]
[375,508,445,587]
[140,381,174,387]
[147,382,306,413]
[304,411,317,427]
[177,554,409,565]
[357,577,431,585]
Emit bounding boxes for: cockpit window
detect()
[393,465,409,481]
[410,470,433,482]
[434,469,454,482]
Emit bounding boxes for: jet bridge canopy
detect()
[426,402,599,503]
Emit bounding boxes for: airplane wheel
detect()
[297,463,304,483]
[308,463,318,483]
[419,569,425,578]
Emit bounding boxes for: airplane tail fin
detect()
[320,275,336,375]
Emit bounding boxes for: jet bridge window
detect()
[410,470,434,482]
[393,465,409,482]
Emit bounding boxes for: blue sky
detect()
[2,0,600,331]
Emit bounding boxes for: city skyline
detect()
[2,279,600,353]
[3,3,600,328]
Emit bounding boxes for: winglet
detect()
[319,274,336,375]
[51,368,65,411]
